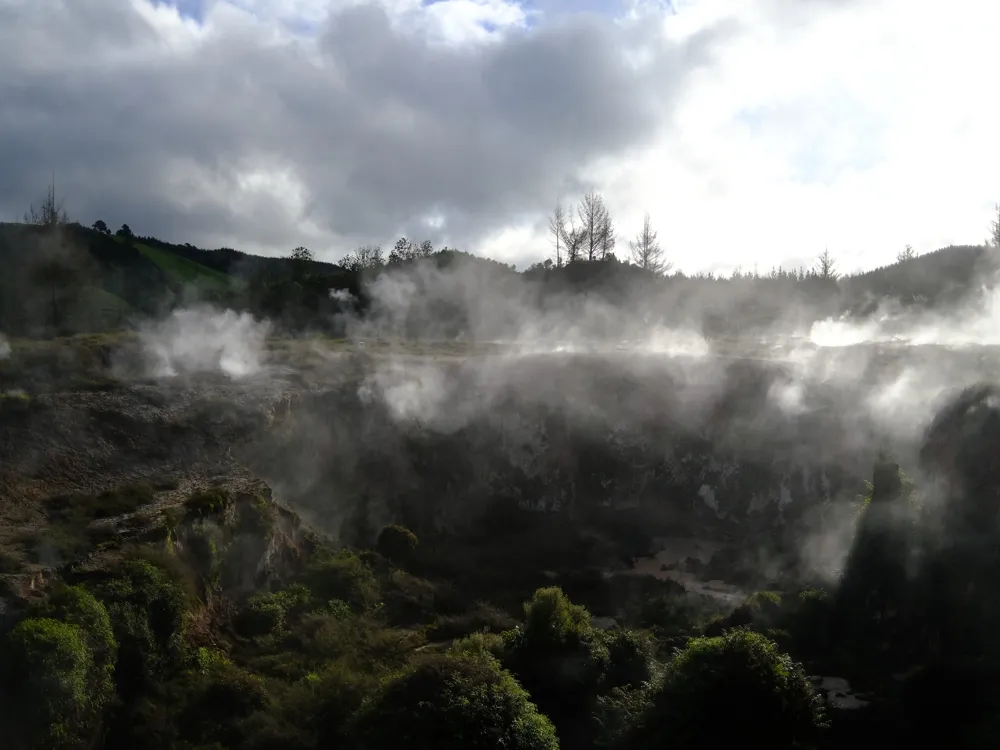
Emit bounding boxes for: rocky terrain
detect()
[5,330,997,604]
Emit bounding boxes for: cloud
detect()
[0,0,714,264]
[0,0,996,273]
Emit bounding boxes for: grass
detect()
[48,483,157,523]
[132,240,237,293]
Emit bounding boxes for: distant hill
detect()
[0,219,994,340]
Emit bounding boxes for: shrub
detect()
[304,549,381,613]
[427,601,519,641]
[520,586,593,648]
[348,652,559,750]
[184,488,234,521]
[601,629,656,690]
[502,587,608,739]
[631,628,827,750]
[0,618,99,748]
[175,649,269,746]
[593,685,655,750]
[40,584,118,707]
[236,495,278,535]
[234,585,312,638]
[375,524,419,566]
[451,630,506,659]
[47,483,155,522]
[92,558,188,693]
[383,569,439,626]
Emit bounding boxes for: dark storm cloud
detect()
[0,0,727,259]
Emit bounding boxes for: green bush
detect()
[375,524,419,566]
[382,569,439,626]
[184,488,234,521]
[234,585,312,638]
[166,647,269,747]
[92,558,189,693]
[0,617,100,748]
[593,685,656,750]
[427,601,518,641]
[48,483,155,522]
[348,652,559,750]
[451,630,506,659]
[40,584,118,707]
[631,628,827,750]
[601,629,656,690]
[502,587,609,741]
[236,495,278,535]
[304,549,381,613]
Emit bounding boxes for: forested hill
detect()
[0,219,994,339]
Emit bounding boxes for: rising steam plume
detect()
[114,251,1000,587]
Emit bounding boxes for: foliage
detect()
[236,495,278,535]
[427,601,519,641]
[375,523,419,566]
[630,628,826,750]
[38,584,118,706]
[304,549,382,613]
[0,617,99,748]
[184,488,234,521]
[92,557,189,693]
[234,585,311,638]
[502,587,610,743]
[600,628,657,690]
[348,652,559,750]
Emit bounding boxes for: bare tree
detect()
[548,202,566,267]
[990,202,1000,248]
[814,247,838,280]
[577,189,612,261]
[629,213,670,274]
[341,243,384,273]
[598,213,616,260]
[24,175,68,226]
[561,216,587,264]
[896,244,916,263]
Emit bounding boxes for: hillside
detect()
[0,220,995,341]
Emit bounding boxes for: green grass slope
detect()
[128,239,238,294]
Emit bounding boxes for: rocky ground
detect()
[4,331,999,605]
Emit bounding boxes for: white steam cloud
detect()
[137,305,271,379]
[329,288,356,304]
[809,281,1000,348]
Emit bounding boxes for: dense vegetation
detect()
[4,206,1000,748]
[4,410,1000,749]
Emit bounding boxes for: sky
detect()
[1,0,998,274]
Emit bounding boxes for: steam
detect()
[137,305,271,379]
[0,333,9,360]
[133,247,1000,598]
[808,280,1000,348]
[329,288,356,304]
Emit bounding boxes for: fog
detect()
[134,305,272,379]
[119,251,1000,588]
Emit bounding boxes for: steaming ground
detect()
[6,269,1000,596]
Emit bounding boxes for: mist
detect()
[0,333,9,360]
[81,246,1000,590]
[135,304,272,379]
